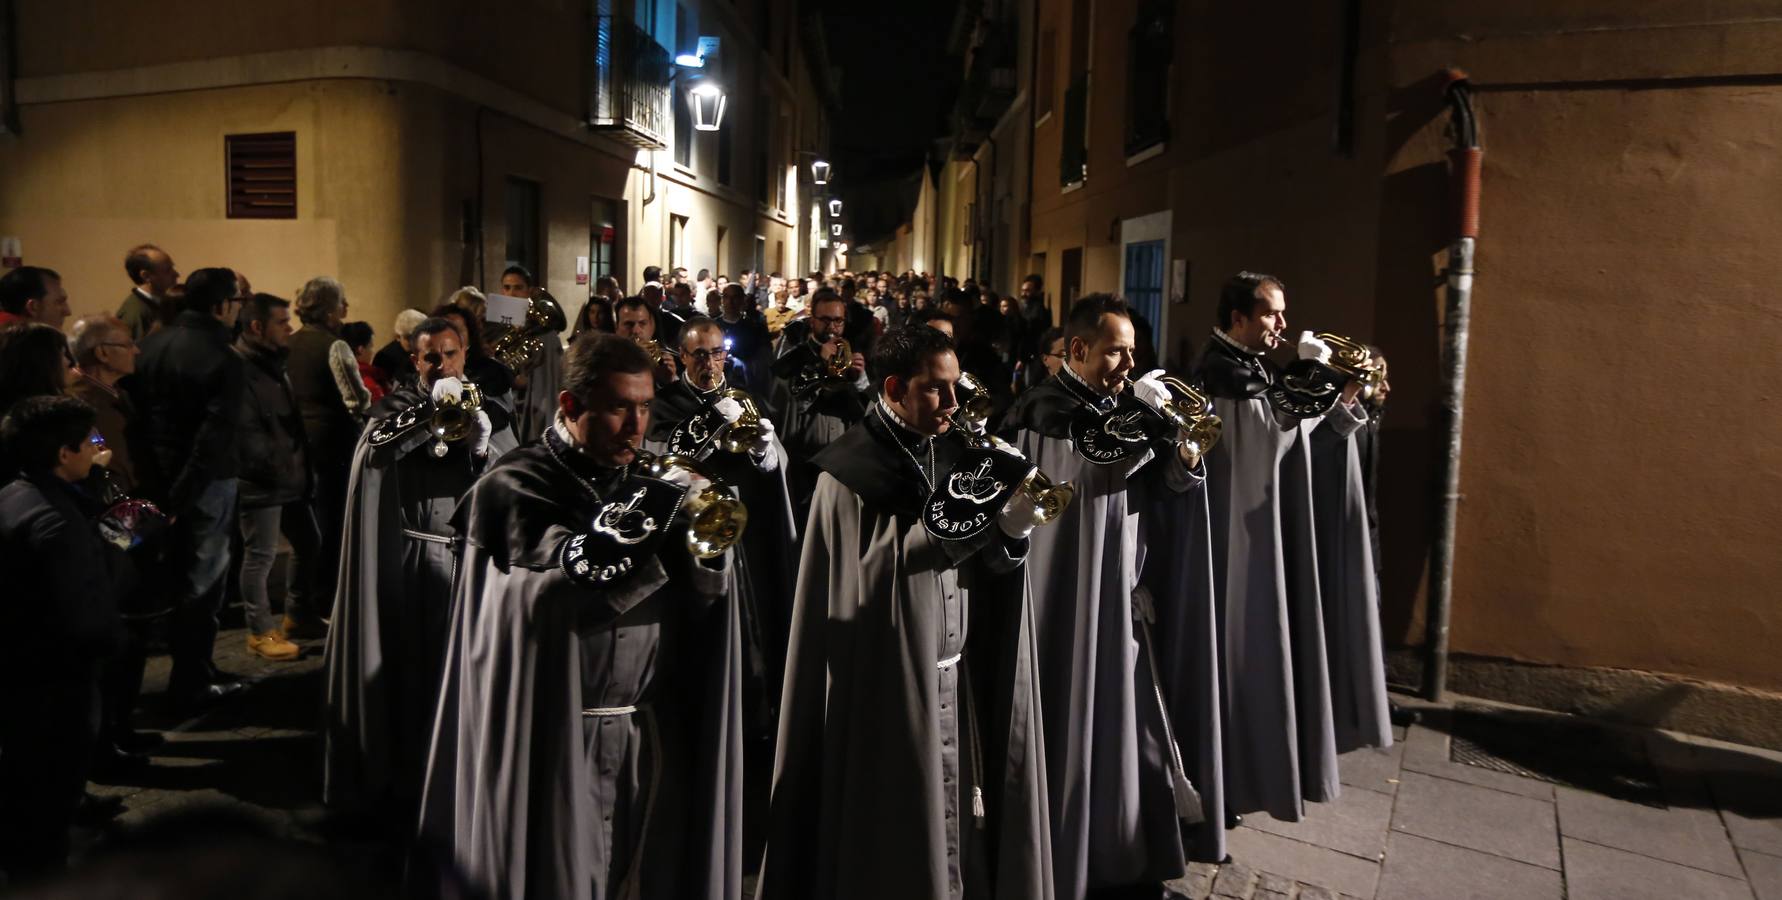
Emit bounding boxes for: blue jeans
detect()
[237,501,322,635]
[167,478,237,693]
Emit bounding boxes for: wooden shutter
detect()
[227,132,297,219]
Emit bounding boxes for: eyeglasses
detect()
[686,347,728,364]
[813,315,846,326]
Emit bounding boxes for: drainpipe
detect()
[1424,71,1481,703]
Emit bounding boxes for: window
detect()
[1123,239,1165,351]
[1059,74,1088,187]
[504,177,540,276]
[1124,0,1172,157]
[1036,29,1056,122]
[754,235,766,278]
[670,214,689,269]
[716,226,729,274]
[226,132,297,219]
[591,197,621,285]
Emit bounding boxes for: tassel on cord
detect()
[973,786,986,822]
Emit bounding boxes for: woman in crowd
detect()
[0,322,76,421]
[339,321,386,402]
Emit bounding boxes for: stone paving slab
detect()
[1562,837,1755,900]
[1555,784,1744,876]
[1247,783,1393,862]
[1746,849,1782,900]
[1337,742,1404,797]
[1226,827,1381,898]
[1374,831,1563,900]
[1391,770,1561,869]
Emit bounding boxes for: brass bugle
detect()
[1148,376,1223,469]
[635,449,748,559]
[713,387,766,455]
[640,338,675,367]
[430,381,485,449]
[1310,331,1384,395]
[951,370,1075,526]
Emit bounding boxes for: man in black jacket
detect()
[235,294,321,662]
[0,396,123,881]
[127,268,247,712]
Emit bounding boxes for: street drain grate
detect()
[1447,704,1668,808]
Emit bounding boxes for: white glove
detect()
[470,409,493,457]
[1297,332,1333,364]
[997,487,1042,540]
[1131,369,1171,412]
[659,464,713,497]
[714,397,745,423]
[431,376,466,402]
[751,417,780,472]
[988,434,1026,460]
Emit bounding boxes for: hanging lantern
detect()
[689,81,727,132]
[811,159,832,184]
[827,198,843,217]
[831,223,843,237]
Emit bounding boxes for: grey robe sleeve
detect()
[1321,398,1369,437]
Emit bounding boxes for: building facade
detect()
[0,0,836,335]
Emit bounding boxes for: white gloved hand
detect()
[714,397,745,423]
[1130,368,1171,412]
[988,434,1026,460]
[1297,332,1332,364]
[659,464,713,497]
[997,487,1042,540]
[751,417,779,472]
[431,376,466,403]
[470,409,493,457]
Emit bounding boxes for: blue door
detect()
[1123,239,1165,353]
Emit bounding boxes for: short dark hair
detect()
[870,325,955,385]
[563,333,652,407]
[0,322,72,414]
[1,395,95,472]
[125,245,165,285]
[1023,273,1043,288]
[501,264,535,287]
[696,268,710,281]
[238,292,290,334]
[0,266,61,315]
[613,296,652,321]
[677,316,723,349]
[914,308,953,328]
[1217,271,1285,330]
[182,268,239,316]
[1035,326,1064,354]
[409,316,461,349]
[339,321,374,351]
[1064,294,1131,347]
[642,265,662,284]
[809,288,845,316]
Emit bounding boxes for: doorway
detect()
[1060,247,1083,307]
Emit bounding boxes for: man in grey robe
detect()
[497,265,563,446]
[323,317,498,822]
[768,287,868,523]
[1191,271,1391,825]
[758,325,1053,900]
[418,334,743,900]
[1000,295,1223,897]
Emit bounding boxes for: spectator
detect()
[0,266,72,332]
[118,245,180,341]
[0,322,76,422]
[0,395,124,881]
[340,321,386,402]
[1021,325,1065,391]
[372,308,427,389]
[431,299,515,398]
[288,276,365,639]
[68,316,140,490]
[717,283,772,395]
[764,288,796,337]
[234,294,318,662]
[570,296,615,342]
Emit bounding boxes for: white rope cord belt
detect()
[936,652,963,670]
[401,528,452,544]
[581,705,639,717]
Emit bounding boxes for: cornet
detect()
[1310,332,1384,400]
[634,449,748,559]
[639,338,675,368]
[712,388,766,455]
[429,381,485,457]
[1136,376,1223,470]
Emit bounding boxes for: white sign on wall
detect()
[0,237,20,270]
[576,255,590,285]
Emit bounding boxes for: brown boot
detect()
[247,630,301,661]
[281,613,328,641]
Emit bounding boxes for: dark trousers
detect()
[311,450,355,614]
[0,673,102,881]
[100,628,149,742]
[165,478,239,696]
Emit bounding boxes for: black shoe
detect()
[1225,813,1243,830]
[75,792,126,826]
[169,680,246,716]
[1389,703,1421,727]
[91,743,151,779]
[113,730,166,753]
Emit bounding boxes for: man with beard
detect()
[768,288,868,521]
[419,334,742,900]
[758,325,1052,900]
[1190,271,1390,826]
[1000,295,1226,896]
[323,317,499,823]
[643,316,794,872]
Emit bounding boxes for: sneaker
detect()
[281,614,329,641]
[247,630,301,661]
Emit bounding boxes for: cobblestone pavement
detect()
[67,631,1782,900]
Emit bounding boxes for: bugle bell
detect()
[1311,331,1384,399]
[490,288,569,375]
[713,388,766,455]
[430,381,485,456]
[635,449,748,559]
[951,370,1076,527]
[640,338,675,367]
[1142,376,1223,469]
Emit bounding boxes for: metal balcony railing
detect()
[591,16,670,150]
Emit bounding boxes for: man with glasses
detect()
[769,289,868,520]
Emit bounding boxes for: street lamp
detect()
[811,159,832,185]
[831,223,843,237]
[688,81,726,132]
[827,198,843,217]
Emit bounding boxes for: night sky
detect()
[814,1,962,190]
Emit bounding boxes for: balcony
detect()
[590,16,670,150]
